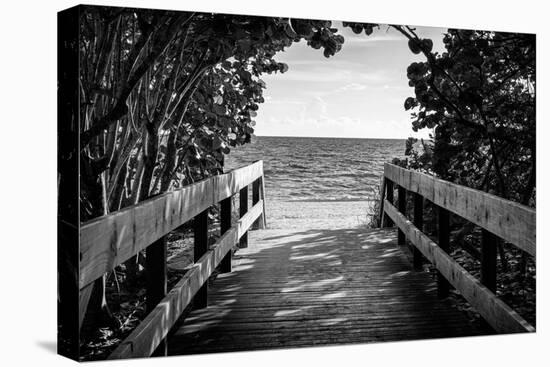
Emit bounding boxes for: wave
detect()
[226,136,404,204]
[285,198,377,202]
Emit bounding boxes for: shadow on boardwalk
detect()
[168,227,490,355]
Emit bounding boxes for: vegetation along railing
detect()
[79,160,266,359]
[379,163,535,334]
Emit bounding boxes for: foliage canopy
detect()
[78,7,345,220]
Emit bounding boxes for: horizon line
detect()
[254,134,422,140]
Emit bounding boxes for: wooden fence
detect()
[79,160,266,359]
[380,163,535,334]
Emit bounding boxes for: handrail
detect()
[383,163,535,256]
[78,161,266,355]
[80,160,264,290]
[109,201,264,359]
[380,163,535,334]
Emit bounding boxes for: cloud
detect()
[252,23,446,139]
[266,99,305,105]
[274,67,353,83]
[301,96,328,120]
[342,34,403,45]
[334,83,368,93]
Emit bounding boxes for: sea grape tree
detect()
[69,6,346,334]
[343,22,535,205]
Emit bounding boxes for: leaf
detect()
[408,39,422,54]
[404,97,417,110]
[212,136,224,150]
[422,39,433,52]
[279,63,289,73]
[212,104,226,116]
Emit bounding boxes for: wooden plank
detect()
[237,200,263,238]
[383,179,394,227]
[220,197,232,273]
[384,200,535,333]
[194,210,209,309]
[384,163,535,256]
[397,185,406,247]
[252,179,261,229]
[378,176,386,227]
[213,160,263,203]
[239,186,248,248]
[108,201,263,360]
[413,192,423,268]
[79,161,263,290]
[167,227,487,355]
[260,173,267,228]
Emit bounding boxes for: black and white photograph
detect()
[51,0,541,364]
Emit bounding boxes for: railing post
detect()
[437,206,450,298]
[378,176,386,228]
[220,197,232,273]
[481,229,497,293]
[383,179,394,227]
[252,178,264,229]
[412,193,424,269]
[146,236,167,356]
[239,186,248,248]
[260,174,267,228]
[397,185,406,247]
[194,209,209,309]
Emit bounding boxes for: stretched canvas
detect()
[58,4,536,361]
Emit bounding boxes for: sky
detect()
[254,23,447,139]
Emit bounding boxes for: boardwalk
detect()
[90,162,533,360]
[168,227,486,355]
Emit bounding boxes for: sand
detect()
[264,200,374,230]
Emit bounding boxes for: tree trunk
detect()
[137,124,159,201]
[160,128,178,192]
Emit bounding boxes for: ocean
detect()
[225,136,405,202]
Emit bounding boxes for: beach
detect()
[225,136,401,230]
[265,200,374,230]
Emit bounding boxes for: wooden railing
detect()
[79,160,266,359]
[380,163,535,334]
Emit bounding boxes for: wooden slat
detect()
[397,185,406,247]
[237,199,263,238]
[220,197,232,273]
[259,174,267,228]
[252,179,261,230]
[384,200,535,334]
[193,210,209,309]
[213,160,263,203]
[79,161,263,290]
[412,192,423,268]
[108,200,264,360]
[239,186,248,248]
[377,176,386,227]
[383,179,394,227]
[168,227,488,355]
[384,163,535,256]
